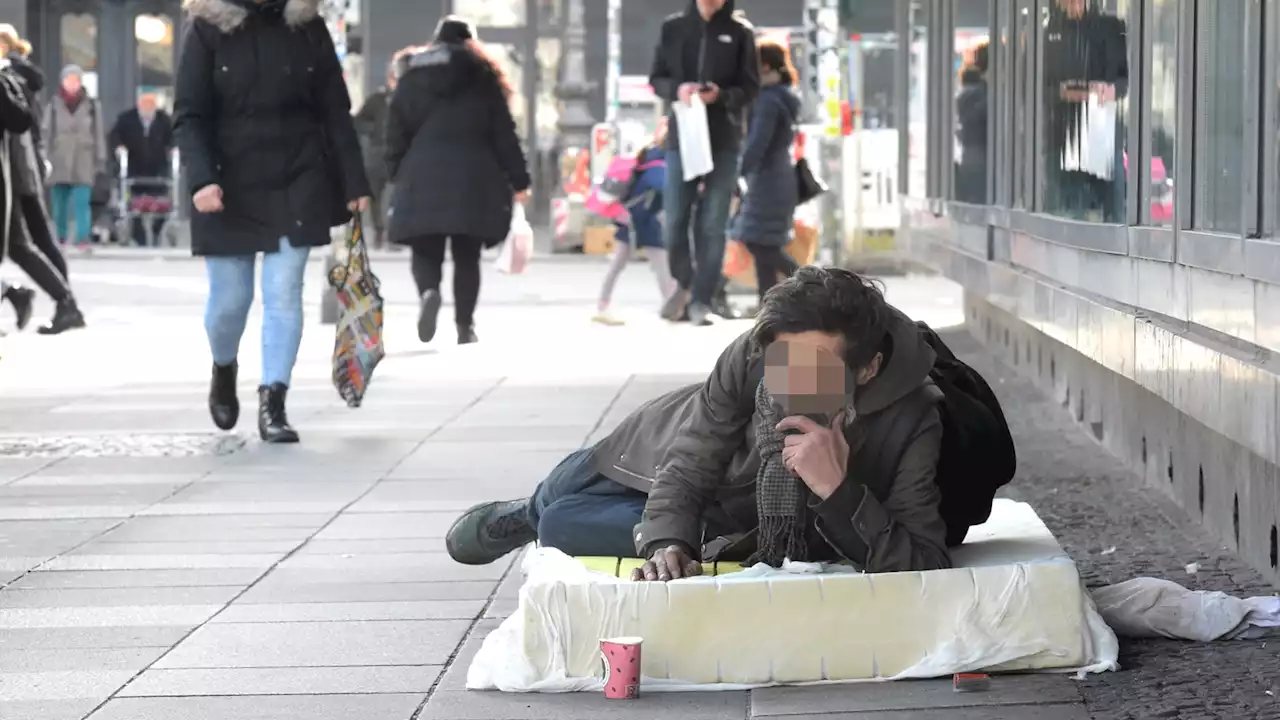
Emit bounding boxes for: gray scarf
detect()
[747,380,857,568]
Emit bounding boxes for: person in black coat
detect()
[174,0,371,444]
[109,92,175,246]
[352,60,397,249]
[386,17,531,346]
[953,42,988,205]
[731,38,801,303]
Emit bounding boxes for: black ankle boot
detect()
[36,298,86,335]
[257,383,299,444]
[457,323,478,345]
[209,362,239,430]
[3,285,34,330]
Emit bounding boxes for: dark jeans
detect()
[663,146,740,307]
[745,243,799,300]
[5,211,71,302]
[529,448,648,558]
[20,194,69,281]
[408,234,483,327]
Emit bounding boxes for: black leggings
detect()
[409,234,484,327]
[746,242,800,299]
[20,194,69,280]
[5,210,71,303]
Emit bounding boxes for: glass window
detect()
[1013,0,1031,208]
[453,0,525,27]
[1194,0,1245,233]
[60,13,98,96]
[1147,0,1176,225]
[135,15,175,110]
[907,0,929,198]
[1040,0,1130,222]
[953,0,990,203]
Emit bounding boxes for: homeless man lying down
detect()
[446,267,954,580]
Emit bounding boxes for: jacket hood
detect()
[7,53,42,93]
[686,0,737,21]
[182,0,319,34]
[403,42,500,99]
[854,305,937,415]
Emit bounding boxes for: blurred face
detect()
[696,0,726,20]
[137,94,157,115]
[1058,0,1087,17]
[764,335,851,419]
[61,73,81,94]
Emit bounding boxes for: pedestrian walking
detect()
[108,90,174,246]
[649,0,759,326]
[732,38,802,302]
[385,17,531,346]
[352,59,397,250]
[592,122,676,326]
[43,64,105,251]
[174,0,371,444]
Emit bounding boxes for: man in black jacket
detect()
[109,91,174,246]
[650,0,759,327]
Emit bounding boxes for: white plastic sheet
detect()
[672,96,714,181]
[1091,577,1280,642]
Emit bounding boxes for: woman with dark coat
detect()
[174,0,371,444]
[386,16,531,346]
[731,39,802,302]
[954,42,989,205]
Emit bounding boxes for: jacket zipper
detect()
[611,463,655,484]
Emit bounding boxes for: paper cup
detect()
[599,636,642,699]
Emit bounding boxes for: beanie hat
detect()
[60,64,83,81]
[434,15,475,44]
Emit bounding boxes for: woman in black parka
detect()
[386,17,531,346]
[174,0,370,444]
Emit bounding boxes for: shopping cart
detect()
[113,147,181,247]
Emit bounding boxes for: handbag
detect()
[795,157,827,206]
[329,214,386,408]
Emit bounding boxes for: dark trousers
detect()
[20,194,69,281]
[745,243,800,300]
[5,212,71,303]
[408,234,484,328]
[529,448,648,558]
[364,170,389,245]
[663,147,741,307]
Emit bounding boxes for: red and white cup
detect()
[599,636,643,699]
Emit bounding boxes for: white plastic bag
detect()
[495,203,532,275]
[1060,93,1117,181]
[673,96,714,181]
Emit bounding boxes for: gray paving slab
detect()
[750,677,1084,715]
[0,604,221,629]
[66,540,302,555]
[98,514,330,541]
[0,457,58,483]
[344,479,541,513]
[0,669,138,701]
[271,551,509,580]
[759,708,1089,720]
[424,424,594,444]
[298,538,448,553]
[309,512,459,540]
[0,505,145,521]
[0,698,102,720]
[0,626,191,649]
[0,485,183,503]
[8,473,205,487]
[85,693,427,720]
[0,586,244,608]
[39,552,282,571]
[10,568,263,589]
[211,599,485,623]
[0,647,167,672]
[155,619,471,668]
[47,457,224,475]
[235,579,499,605]
[388,448,571,481]
[118,665,443,697]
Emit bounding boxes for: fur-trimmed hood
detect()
[182,0,320,34]
[399,42,505,100]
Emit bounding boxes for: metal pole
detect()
[850,35,865,260]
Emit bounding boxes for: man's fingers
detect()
[642,561,659,582]
[684,559,702,577]
[776,415,823,435]
[783,434,804,448]
[830,412,846,431]
[662,549,684,580]
[630,567,643,582]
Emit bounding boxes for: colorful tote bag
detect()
[329,216,386,407]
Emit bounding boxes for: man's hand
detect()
[697,82,720,105]
[193,184,224,213]
[630,544,701,582]
[778,414,849,501]
[677,82,702,105]
[348,196,371,213]
[514,189,530,204]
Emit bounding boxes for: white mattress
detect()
[467,499,1119,692]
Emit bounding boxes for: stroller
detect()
[105,147,181,247]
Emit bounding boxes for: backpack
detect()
[584,146,663,223]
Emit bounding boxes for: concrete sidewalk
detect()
[0,270,1274,719]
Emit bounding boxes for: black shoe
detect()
[458,324,478,345]
[36,298,86,335]
[209,362,239,431]
[257,383,299,444]
[445,499,537,565]
[418,290,442,343]
[4,285,34,330]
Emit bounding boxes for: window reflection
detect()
[953,0,990,204]
[135,15,175,110]
[1013,1,1030,207]
[1041,0,1129,223]
[907,0,929,198]
[1196,0,1244,233]
[453,0,525,27]
[61,13,98,96]
[1147,0,1175,225]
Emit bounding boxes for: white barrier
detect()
[842,128,900,235]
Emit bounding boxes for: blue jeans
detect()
[49,183,93,244]
[662,146,740,307]
[530,449,648,558]
[204,237,311,387]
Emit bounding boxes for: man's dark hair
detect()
[751,267,889,369]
